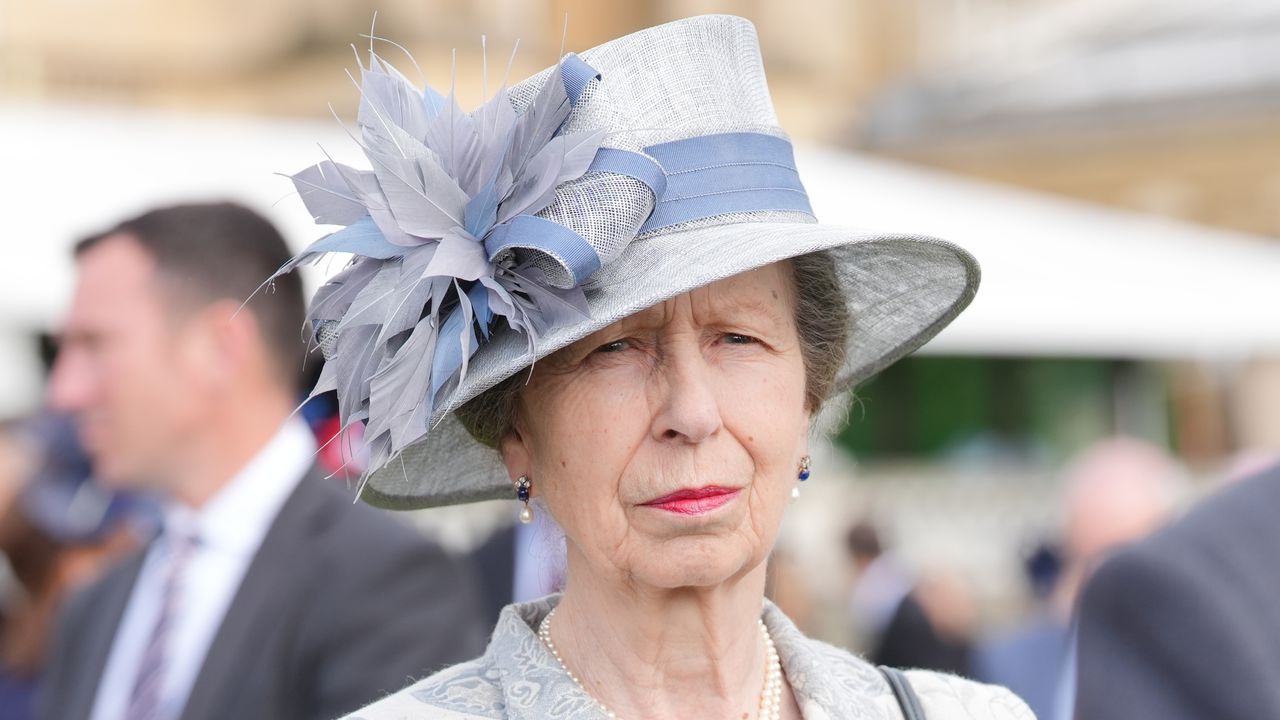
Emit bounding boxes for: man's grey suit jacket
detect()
[39,469,488,720]
[1076,463,1280,720]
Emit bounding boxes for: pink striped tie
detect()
[124,531,198,720]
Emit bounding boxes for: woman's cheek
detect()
[541,380,633,489]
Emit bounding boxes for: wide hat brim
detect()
[361,221,978,509]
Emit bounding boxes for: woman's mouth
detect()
[640,486,741,515]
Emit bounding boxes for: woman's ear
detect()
[498,428,531,484]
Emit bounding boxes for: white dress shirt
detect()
[89,418,317,720]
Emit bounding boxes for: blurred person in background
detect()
[973,543,1067,720]
[845,520,910,648]
[1056,438,1178,611]
[0,414,150,720]
[1076,460,1280,719]
[1005,437,1179,720]
[40,202,486,720]
[846,521,977,677]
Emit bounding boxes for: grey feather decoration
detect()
[274,42,609,479]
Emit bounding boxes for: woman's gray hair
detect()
[456,250,850,448]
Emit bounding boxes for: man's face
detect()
[49,235,206,491]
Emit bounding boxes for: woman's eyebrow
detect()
[588,293,792,338]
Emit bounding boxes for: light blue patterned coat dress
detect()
[343,596,1035,720]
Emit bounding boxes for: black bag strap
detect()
[878,666,927,720]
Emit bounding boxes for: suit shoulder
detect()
[1175,465,1280,536]
[285,477,480,626]
[299,476,438,551]
[1080,469,1280,651]
[1081,520,1214,632]
[903,670,1037,720]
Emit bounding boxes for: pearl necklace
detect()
[537,608,784,720]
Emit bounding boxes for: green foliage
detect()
[836,356,1149,461]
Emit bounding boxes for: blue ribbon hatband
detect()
[639,132,813,234]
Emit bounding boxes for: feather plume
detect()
[276,40,608,482]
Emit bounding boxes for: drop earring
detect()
[515,475,533,524]
[791,456,811,502]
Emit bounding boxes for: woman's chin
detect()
[626,536,769,590]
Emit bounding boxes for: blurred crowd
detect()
[824,438,1183,720]
[0,415,153,719]
[2,200,1278,720]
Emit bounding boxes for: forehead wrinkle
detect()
[697,291,791,329]
[625,270,796,333]
[687,268,795,331]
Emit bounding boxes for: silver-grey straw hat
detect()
[278,14,978,509]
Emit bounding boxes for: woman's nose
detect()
[648,345,723,444]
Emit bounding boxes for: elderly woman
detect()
[279,14,1034,720]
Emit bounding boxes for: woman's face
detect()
[501,262,810,591]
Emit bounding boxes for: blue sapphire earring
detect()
[515,476,533,524]
[791,456,811,502]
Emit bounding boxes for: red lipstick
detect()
[641,486,740,515]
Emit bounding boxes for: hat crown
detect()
[512,15,785,150]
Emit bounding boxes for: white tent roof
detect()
[796,146,1280,359]
[4,102,1279,368]
[3,103,365,329]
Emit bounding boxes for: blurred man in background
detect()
[40,202,485,720]
[1076,461,1280,720]
[993,437,1179,720]
[973,542,1066,720]
[1057,438,1179,609]
[845,520,976,677]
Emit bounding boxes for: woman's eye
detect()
[723,333,758,345]
[595,339,629,354]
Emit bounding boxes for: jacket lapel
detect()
[177,469,328,720]
[762,602,895,720]
[60,551,148,720]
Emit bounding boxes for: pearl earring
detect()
[515,476,533,524]
[791,456,811,502]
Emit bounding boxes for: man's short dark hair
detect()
[75,202,306,391]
